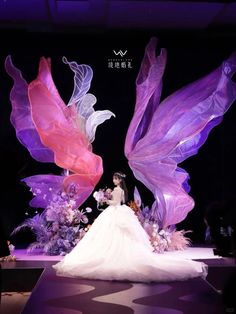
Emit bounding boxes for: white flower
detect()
[159,229,165,236]
[69,200,76,206]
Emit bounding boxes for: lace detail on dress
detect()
[107,187,124,206]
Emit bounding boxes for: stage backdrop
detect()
[0,29,235,245]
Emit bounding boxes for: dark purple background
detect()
[0,0,236,246]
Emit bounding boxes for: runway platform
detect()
[1,246,235,314]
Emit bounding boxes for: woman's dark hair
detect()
[113,172,128,203]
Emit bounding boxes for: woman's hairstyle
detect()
[113,171,128,203]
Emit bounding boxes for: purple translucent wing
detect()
[125,38,236,229]
[133,186,142,207]
[22,175,64,209]
[125,37,167,153]
[4,56,54,163]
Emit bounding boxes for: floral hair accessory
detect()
[114,172,126,178]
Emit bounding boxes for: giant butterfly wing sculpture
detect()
[125,37,236,230]
[5,56,115,210]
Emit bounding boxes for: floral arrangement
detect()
[130,187,191,253]
[148,223,171,253]
[128,200,140,213]
[142,221,190,253]
[93,188,112,209]
[12,183,92,255]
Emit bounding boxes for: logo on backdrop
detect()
[107,49,133,69]
[113,50,127,57]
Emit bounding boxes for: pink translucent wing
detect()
[28,57,103,208]
[4,56,54,163]
[125,38,236,228]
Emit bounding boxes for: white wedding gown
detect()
[53,186,207,282]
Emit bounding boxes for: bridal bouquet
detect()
[93,188,112,208]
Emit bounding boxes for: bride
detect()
[53,172,207,282]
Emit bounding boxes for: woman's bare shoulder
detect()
[114,186,123,191]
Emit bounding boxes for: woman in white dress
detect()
[53,172,207,282]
